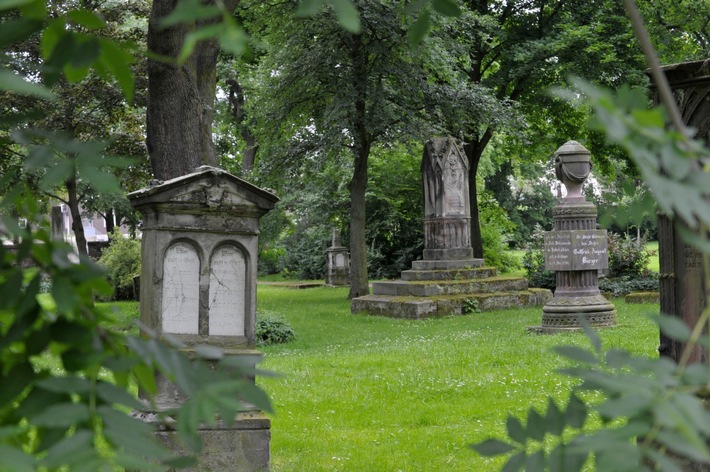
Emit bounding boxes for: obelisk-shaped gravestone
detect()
[128,166,278,471]
[536,141,616,333]
[418,137,483,270]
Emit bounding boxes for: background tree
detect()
[244,0,469,297]
[436,0,648,258]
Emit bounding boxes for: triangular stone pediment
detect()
[128,166,279,213]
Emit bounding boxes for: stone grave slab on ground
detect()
[351,137,552,318]
[128,166,278,471]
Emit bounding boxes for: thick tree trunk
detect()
[349,144,370,298]
[348,33,370,298]
[147,0,238,180]
[464,138,488,259]
[66,174,88,256]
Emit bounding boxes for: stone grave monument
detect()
[128,166,279,471]
[325,228,350,287]
[534,141,616,333]
[651,60,709,363]
[352,137,551,318]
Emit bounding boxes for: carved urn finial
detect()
[554,140,592,199]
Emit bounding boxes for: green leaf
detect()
[502,451,525,472]
[52,276,80,315]
[40,430,93,469]
[564,393,588,429]
[0,0,34,10]
[194,344,224,360]
[0,69,55,100]
[407,9,431,47]
[595,442,642,472]
[31,403,90,428]
[66,9,106,30]
[0,444,36,472]
[70,37,101,69]
[526,409,546,441]
[159,0,221,27]
[471,438,516,457]
[431,0,460,16]
[656,314,692,342]
[0,362,34,407]
[96,382,144,410]
[506,416,526,444]
[525,450,545,472]
[98,39,134,101]
[177,23,225,63]
[596,393,654,420]
[36,376,91,394]
[330,0,360,33]
[0,18,43,48]
[295,0,326,16]
[655,429,710,462]
[645,448,684,472]
[554,345,599,365]
[132,362,157,395]
[545,397,565,436]
[0,269,23,309]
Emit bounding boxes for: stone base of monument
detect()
[351,261,552,319]
[528,294,617,334]
[150,412,271,472]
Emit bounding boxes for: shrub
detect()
[97,230,141,300]
[599,274,659,297]
[479,191,520,273]
[256,314,296,346]
[607,232,650,278]
[522,224,556,290]
[259,245,286,276]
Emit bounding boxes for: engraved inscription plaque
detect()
[209,245,246,336]
[161,242,200,334]
[544,230,608,271]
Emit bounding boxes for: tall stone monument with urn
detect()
[128,166,278,471]
[537,141,616,332]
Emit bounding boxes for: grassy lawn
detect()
[255,285,659,471]
[94,283,659,471]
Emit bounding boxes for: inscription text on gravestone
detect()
[544,230,608,271]
[161,242,200,334]
[209,245,246,336]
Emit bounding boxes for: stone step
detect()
[371,276,528,297]
[350,289,552,319]
[401,266,497,281]
[411,259,484,271]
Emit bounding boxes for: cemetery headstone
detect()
[651,60,709,362]
[418,137,483,269]
[128,166,278,471]
[325,228,350,287]
[536,141,616,332]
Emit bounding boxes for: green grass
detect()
[93,287,659,471]
[256,286,659,471]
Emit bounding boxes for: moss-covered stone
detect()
[625,291,660,304]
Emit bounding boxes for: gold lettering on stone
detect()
[161,242,200,334]
[208,245,245,336]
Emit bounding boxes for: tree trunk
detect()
[464,138,487,259]
[348,32,370,299]
[226,77,259,173]
[66,173,88,256]
[146,0,238,180]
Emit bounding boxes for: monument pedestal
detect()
[532,141,616,333]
